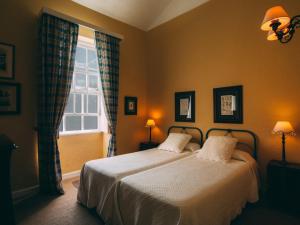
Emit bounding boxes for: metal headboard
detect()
[205,128,258,160]
[168,126,204,147]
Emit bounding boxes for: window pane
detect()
[75,73,86,89]
[84,94,87,113]
[88,75,98,89]
[65,94,74,113]
[84,116,98,130]
[65,116,81,131]
[75,94,82,113]
[88,95,98,113]
[75,47,86,65]
[88,49,97,69]
[59,121,63,132]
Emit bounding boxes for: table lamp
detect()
[272,121,296,162]
[145,119,155,143]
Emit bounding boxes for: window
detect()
[59,36,107,135]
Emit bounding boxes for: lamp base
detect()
[281,133,286,162]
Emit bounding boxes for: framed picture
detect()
[0,82,20,115]
[0,42,15,80]
[175,91,195,122]
[213,85,243,123]
[124,96,137,115]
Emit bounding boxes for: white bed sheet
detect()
[115,154,259,225]
[77,148,192,223]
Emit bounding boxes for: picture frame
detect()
[0,42,15,80]
[213,85,243,124]
[124,96,137,115]
[175,91,195,122]
[0,82,21,115]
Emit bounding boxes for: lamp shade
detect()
[145,119,155,127]
[272,121,296,136]
[261,6,290,31]
[267,30,278,41]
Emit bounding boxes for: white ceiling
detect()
[72,0,209,31]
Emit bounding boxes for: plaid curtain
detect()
[38,14,78,194]
[95,31,121,157]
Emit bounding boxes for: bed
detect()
[77,126,203,223]
[113,128,259,225]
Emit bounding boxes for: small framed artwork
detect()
[0,82,21,115]
[213,85,243,123]
[0,42,15,80]
[175,91,195,122]
[124,96,137,115]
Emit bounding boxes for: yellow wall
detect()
[58,133,103,174]
[0,0,148,191]
[146,0,300,181]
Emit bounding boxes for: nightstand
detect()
[267,160,300,212]
[139,142,159,151]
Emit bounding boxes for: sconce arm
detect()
[290,15,300,31]
[274,15,300,43]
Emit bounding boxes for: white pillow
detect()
[184,142,201,152]
[197,136,238,162]
[158,133,192,153]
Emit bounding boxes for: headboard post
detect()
[168,126,203,147]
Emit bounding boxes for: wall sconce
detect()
[261,6,300,43]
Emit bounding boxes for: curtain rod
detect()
[41,7,124,40]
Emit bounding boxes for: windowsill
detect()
[59,130,107,136]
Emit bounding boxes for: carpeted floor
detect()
[15,178,300,225]
[15,178,104,225]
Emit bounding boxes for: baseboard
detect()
[12,170,80,205]
[12,185,40,205]
[62,170,81,180]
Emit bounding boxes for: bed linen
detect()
[77,148,192,223]
[115,154,259,225]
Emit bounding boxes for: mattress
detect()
[77,148,192,223]
[115,154,259,225]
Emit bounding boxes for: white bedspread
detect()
[116,155,259,225]
[77,148,192,224]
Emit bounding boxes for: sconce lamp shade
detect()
[267,30,278,41]
[261,6,290,31]
[145,119,155,127]
[267,26,289,41]
[272,121,296,136]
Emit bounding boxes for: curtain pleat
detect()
[95,31,121,157]
[38,14,78,194]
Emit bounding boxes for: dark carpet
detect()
[15,178,300,225]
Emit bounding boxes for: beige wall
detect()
[0,0,148,191]
[146,0,300,182]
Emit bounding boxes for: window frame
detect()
[59,35,104,136]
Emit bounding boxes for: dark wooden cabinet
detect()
[139,142,159,151]
[0,134,17,225]
[267,160,300,213]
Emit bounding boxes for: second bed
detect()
[113,128,260,225]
